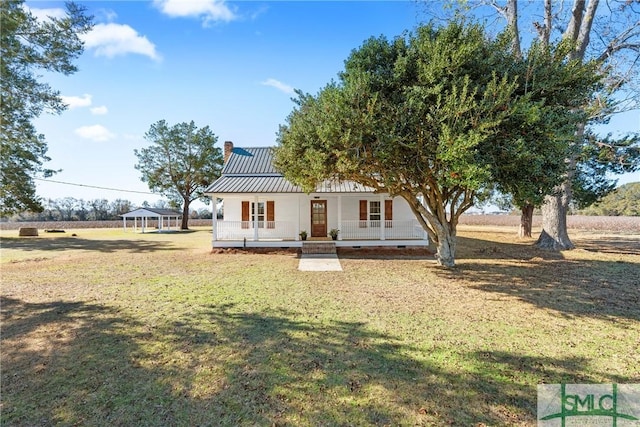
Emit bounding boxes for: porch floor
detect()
[212,239,429,249]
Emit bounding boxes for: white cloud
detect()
[261,78,295,95]
[154,0,237,25]
[28,6,67,21]
[95,8,118,23]
[61,94,92,109]
[82,23,161,61]
[75,125,116,142]
[90,106,109,115]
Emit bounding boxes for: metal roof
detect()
[313,180,375,192]
[222,147,278,175]
[120,208,182,218]
[206,176,302,193]
[205,146,377,194]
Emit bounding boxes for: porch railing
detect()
[340,220,426,240]
[214,219,426,241]
[214,221,297,241]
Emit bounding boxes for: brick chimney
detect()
[223,141,233,163]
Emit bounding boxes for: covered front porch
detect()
[210,193,429,248]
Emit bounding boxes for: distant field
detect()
[459,214,640,233]
[0,218,213,230]
[1,215,638,232]
[1,225,638,426]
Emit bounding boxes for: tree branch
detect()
[563,0,586,45]
[597,24,640,62]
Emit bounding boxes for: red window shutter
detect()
[267,201,275,229]
[359,200,367,228]
[241,201,249,229]
[385,200,393,228]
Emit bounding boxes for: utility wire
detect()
[34,177,156,195]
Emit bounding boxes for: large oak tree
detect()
[1,0,92,216]
[134,120,223,229]
[274,21,600,267]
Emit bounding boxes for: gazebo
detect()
[120,208,182,233]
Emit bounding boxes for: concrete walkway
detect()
[298,253,343,271]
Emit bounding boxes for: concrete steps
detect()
[301,241,337,254]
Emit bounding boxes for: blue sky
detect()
[28,0,639,209]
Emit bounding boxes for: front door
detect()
[311,200,327,238]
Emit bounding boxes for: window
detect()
[369,201,381,220]
[252,202,265,228]
[241,200,274,229]
[359,200,390,227]
[369,201,380,227]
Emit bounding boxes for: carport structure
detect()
[120,208,182,233]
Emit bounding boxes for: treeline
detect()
[579,182,640,216]
[3,197,213,222]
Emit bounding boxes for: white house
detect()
[204,142,429,248]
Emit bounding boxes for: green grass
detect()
[1,227,639,426]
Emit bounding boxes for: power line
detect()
[34,177,156,195]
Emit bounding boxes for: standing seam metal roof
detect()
[120,208,182,217]
[205,146,376,194]
[206,176,302,193]
[221,147,278,175]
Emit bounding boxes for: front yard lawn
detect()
[1,227,638,425]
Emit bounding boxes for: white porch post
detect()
[253,195,259,241]
[380,194,386,241]
[296,195,301,240]
[337,195,343,240]
[158,215,163,232]
[123,217,126,232]
[212,195,218,242]
[134,217,137,233]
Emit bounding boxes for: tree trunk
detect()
[537,122,582,250]
[505,0,522,57]
[181,200,190,230]
[434,227,457,268]
[537,1,597,248]
[519,203,534,238]
[536,182,575,250]
[401,192,465,268]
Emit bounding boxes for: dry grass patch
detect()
[1,226,638,426]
